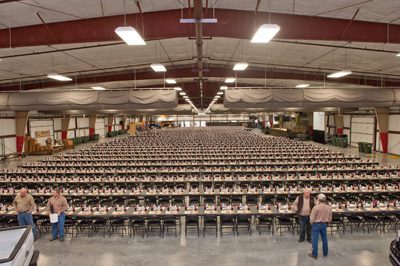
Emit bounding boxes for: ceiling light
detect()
[47,73,72,81]
[220,86,228,90]
[165,79,176,84]
[174,87,182,91]
[225,78,236,83]
[215,95,221,99]
[233,62,248,71]
[217,91,223,95]
[150,63,166,72]
[183,95,188,99]
[295,84,310,88]
[327,70,352,78]
[179,92,186,96]
[396,52,400,57]
[115,26,146,45]
[251,24,281,43]
[91,86,106,91]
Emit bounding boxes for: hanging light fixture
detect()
[47,73,72,81]
[233,62,249,71]
[251,24,280,43]
[151,63,167,72]
[327,70,352,78]
[115,26,146,45]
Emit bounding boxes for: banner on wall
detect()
[34,130,50,138]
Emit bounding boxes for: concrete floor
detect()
[3,133,400,266]
[34,232,394,266]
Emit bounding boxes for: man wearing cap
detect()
[309,193,332,259]
[13,188,40,240]
[293,187,314,243]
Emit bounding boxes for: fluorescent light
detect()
[220,86,228,90]
[215,95,221,99]
[251,24,280,43]
[179,92,186,96]
[183,96,188,99]
[91,86,106,90]
[165,79,176,84]
[225,78,236,83]
[327,70,352,78]
[396,52,400,57]
[151,63,166,72]
[115,26,146,45]
[295,84,310,88]
[233,62,248,71]
[47,73,72,81]
[217,91,223,95]
[174,87,182,91]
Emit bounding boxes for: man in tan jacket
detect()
[47,188,68,242]
[13,188,40,240]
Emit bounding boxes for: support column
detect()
[268,115,274,127]
[121,116,127,130]
[295,113,301,127]
[61,114,70,140]
[15,111,29,156]
[334,114,344,135]
[375,107,389,153]
[307,112,313,136]
[107,115,114,132]
[89,113,97,137]
[261,113,266,128]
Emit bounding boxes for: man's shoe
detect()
[59,237,64,242]
[308,253,317,259]
[298,239,304,243]
[307,239,312,244]
[49,237,58,242]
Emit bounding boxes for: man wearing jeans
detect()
[309,193,332,259]
[293,187,314,243]
[13,188,40,240]
[47,188,68,242]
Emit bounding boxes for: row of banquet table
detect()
[0,127,399,237]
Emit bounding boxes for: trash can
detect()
[364,143,373,154]
[358,142,365,153]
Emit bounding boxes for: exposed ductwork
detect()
[0,90,178,111]
[224,88,400,109]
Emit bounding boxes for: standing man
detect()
[47,188,68,242]
[293,187,314,243]
[309,193,332,259]
[13,188,40,240]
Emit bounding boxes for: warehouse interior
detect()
[1,1,400,266]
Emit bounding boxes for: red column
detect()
[380,132,388,153]
[337,128,343,135]
[16,136,24,155]
[61,131,68,140]
[89,128,95,137]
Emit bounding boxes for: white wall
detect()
[0,118,16,155]
[350,116,375,147]
[313,112,325,131]
[95,117,105,138]
[29,119,53,145]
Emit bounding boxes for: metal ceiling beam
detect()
[194,0,204,110]
[2,8,400,48]
[1,64,400,92]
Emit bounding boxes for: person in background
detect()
[47,188,68,242]
[13,187,40,241]
[309,193,333,259]
[293,187,314,243]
